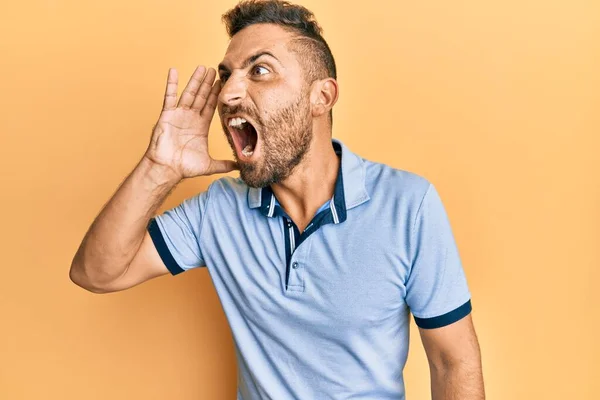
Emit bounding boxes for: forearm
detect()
[430,363,485,400]
[70,156,179,288]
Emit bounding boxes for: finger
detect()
[177,65,207,109]
[207,159,239,175]
[200,79,222,118]
[162,68,178,111]
[191,68,217,112]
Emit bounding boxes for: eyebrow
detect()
[218,51,280,74]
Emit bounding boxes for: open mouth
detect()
[227,116,259,160]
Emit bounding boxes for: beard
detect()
[221,91,313,188]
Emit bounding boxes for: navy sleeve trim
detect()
[147,218,185,276]
[414,299,472,329]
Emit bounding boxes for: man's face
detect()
[217,23,313,188]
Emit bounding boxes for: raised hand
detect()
[144,66,238,181]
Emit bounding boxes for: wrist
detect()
[139,155,182,187]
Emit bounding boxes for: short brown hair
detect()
[222,0,337,83]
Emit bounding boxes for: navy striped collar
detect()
[247,139,370,222]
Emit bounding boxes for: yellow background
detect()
[1,0,598,398]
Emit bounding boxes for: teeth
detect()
[228,117,247,127]
[242,144,254,157]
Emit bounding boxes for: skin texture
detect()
[420,314,485,399]
[69,65,230,293]
[219,80,313,188]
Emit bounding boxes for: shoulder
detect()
[204,175,250,206]
[208,175,247,193]
[361,157,432,206]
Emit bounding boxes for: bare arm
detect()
[69,157,178,293]
[419,314,485,400]
[69,65,236,293]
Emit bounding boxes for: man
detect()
[70,1,485,398]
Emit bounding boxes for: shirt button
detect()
[292,262,299,269]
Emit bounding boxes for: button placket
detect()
[282,216,317,293]
[287,258,304,290]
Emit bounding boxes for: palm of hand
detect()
[150,109,211,178]
[145,65,237,180]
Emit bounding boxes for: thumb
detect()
[206,159,239,175]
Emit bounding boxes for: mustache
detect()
[221,105,262,126]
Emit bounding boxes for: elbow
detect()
[69,261,112,294]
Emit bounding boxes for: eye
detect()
[251,65,269,76]
[219,72,230,83]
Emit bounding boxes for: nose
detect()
[218,75,247,107]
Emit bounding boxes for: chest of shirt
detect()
[199,207,413,331]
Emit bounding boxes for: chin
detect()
[239,166,281,188]
[239,165,264,188]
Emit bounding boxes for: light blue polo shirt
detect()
[148,138,472,400]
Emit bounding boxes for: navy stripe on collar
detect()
[248,138,369,213]
[258,142,346,224]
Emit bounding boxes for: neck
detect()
[270,134,340,230]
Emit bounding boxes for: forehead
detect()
[221,23,299,67]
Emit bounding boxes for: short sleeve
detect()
[147,187,211,275]
[405,183,472,329]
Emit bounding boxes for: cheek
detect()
[252,91,280,121]
[251,81,295,107]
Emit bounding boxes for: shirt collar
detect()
[247,138,370,221]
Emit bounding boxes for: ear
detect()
[310,78,339,118]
